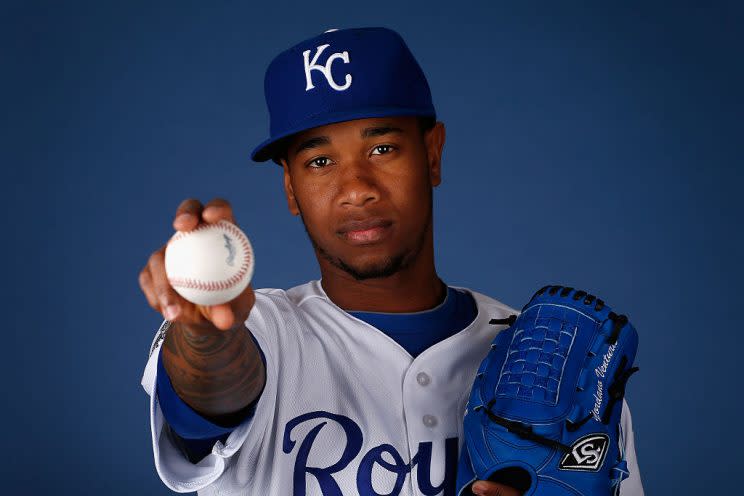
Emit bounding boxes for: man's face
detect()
[280,116,445,281]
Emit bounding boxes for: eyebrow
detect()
[361,126,404,138]
[293,136,330,155]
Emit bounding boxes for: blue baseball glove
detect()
[457,285,639,496]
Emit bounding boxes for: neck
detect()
[318,239,445,313]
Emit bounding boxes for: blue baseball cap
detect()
[250,27,436,163]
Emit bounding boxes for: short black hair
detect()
[274,115,436,165]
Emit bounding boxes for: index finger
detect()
[173,198,203,231]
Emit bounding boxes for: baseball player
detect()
[139,27,644,495]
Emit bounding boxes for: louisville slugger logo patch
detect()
[559,434,609,471]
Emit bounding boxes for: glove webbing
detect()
[481,400,572,453]
[534,286,634,344]
[494,286,630,346]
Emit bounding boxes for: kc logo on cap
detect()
[251,27,436,163]
[303,44,352,92]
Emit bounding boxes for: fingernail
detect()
[471,482,487,495]
[163,304,180,321]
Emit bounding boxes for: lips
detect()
[337,217,393,245]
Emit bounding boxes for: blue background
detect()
[3,1,741,494]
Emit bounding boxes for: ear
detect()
[424,121,445,187]
[281,159,300,216]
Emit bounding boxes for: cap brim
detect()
[250,106,436,163]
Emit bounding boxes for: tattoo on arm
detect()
[162,322,266,425]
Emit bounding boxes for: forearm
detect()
[162,321,265,425]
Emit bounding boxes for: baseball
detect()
[164,220,255,306]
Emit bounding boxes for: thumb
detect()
[202,304,236,330]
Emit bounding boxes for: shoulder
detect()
[248,280,346,334]
[251,280,330,311]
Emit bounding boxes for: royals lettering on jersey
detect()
[283,411,458,496]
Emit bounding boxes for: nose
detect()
[336,160,380,208]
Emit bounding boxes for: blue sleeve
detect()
[155,332,266,462]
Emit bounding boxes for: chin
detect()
[333,251,409,281]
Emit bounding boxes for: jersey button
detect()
[416,372,431,386]
[422,415,438,428]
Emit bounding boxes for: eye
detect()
[371,144,395,156]
[307,156,331,168]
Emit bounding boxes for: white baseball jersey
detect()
[141,280,643,495]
